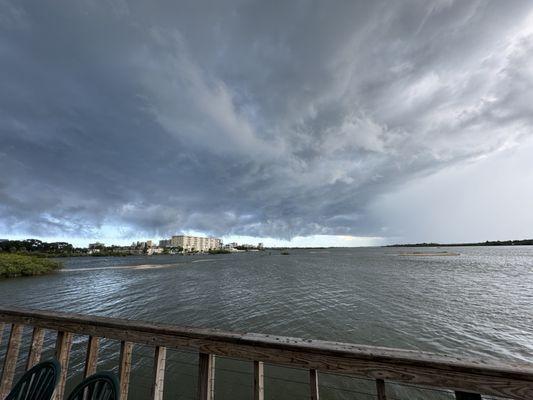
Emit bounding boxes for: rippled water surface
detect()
[1,247,532,399]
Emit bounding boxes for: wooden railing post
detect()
[309,369,319,400]
[151,346,166,400]
[53,331,73,400]
[84,336,99,378]
[253,361,264,400]
[0,324,24,398]
[119,341,133,400]
[455,391,482,400]
[26,327,46,370]
[197,353,215,400]
[376,379,387,400]
[210,355,216,400]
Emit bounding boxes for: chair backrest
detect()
[6,359,61,400]
[66,373,119,400]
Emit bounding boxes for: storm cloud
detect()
[1,0,533,243]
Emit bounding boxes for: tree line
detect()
[0,239,77,254]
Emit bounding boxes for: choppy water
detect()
[1,247,532,399]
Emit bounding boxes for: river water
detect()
[1,247,532,399]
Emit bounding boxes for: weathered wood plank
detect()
[53,331,73,400]
[26,326,46,370]
[209,355,215,400]
[0,322,5,347]
[118,341,133,400]
[309,369,319,400]
[84,336,99,378]
[455,391,482,400]
[197,353,215,400]
[151,346,166,400]
[0,324,24,399]
[376,379,386,400]
[2,307,533,400]
[253,361,264,400]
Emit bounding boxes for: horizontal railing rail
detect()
[1,306,532,400]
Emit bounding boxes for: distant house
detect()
[147,247,164,255]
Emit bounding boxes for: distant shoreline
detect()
[387,239,533,247]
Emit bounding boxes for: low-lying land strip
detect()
[398,251,460,256]
[388,239,533,247]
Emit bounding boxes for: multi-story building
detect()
[159,239,171,247]
[169,235,221,252]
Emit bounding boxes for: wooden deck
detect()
[1,306,532,400]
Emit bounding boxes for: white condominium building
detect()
[170,235,221,251]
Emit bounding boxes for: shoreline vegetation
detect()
[0,253,62,278]
[207,248,231,254]
[388,239,533,247]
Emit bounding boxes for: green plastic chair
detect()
[5,359,61,400]
[66,372,119,400]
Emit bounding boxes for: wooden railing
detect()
[1,307,533,400]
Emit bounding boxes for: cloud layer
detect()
[1,0,533,243]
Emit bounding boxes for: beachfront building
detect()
[167,235,222,252]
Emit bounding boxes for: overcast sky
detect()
[1,1,533,247]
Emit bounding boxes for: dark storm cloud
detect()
[1,0,533,241]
